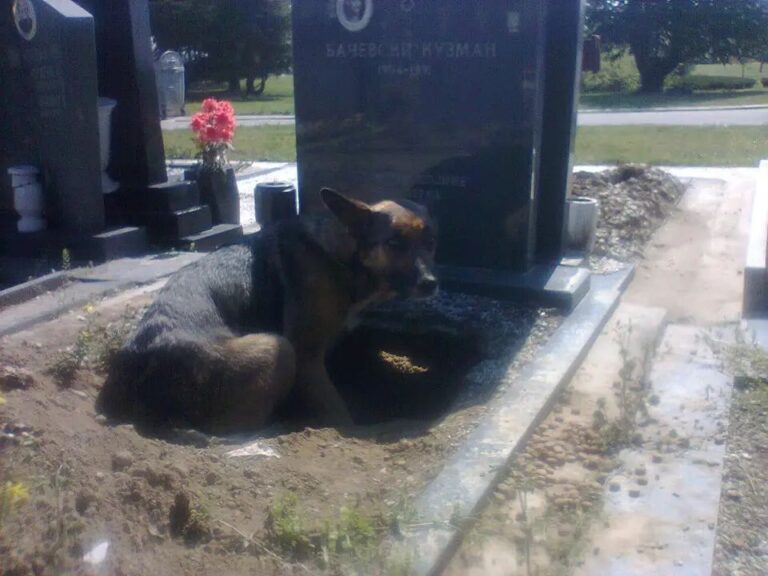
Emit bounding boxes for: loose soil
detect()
[0,283,559,575]
[0,165,714,576]
[712,383,768,576]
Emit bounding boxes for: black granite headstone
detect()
[293,0,547,271]
[0,0,104,233]
[76,0,167,188]
[536,0,586,263]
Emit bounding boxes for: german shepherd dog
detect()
[97,189,438,433]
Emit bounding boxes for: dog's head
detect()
[321,188,438,300]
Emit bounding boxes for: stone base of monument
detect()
[179,223,244,252]
[437,264,591,310]
[106,180,243,250]
[0,225,148,264]
[146,205,213,244]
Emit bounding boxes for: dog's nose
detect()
[417,275,438,297]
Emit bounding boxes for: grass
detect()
[184,75,295,116]
[574,125,768,167]
[164,125,297,163]
[581,56,768,109]
[182,62,768,117]
[165,124,767,167]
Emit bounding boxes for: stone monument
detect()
[292,0,590,307]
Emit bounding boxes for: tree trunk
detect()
[632,50,679,93]
[227,77,241,95]
[247,74,268,97]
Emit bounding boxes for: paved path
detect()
[161,106,768,130]
[579,105,768,126]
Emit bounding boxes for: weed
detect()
[0,481,29,529]
[61,248,71,271]
[266,493,312,557]
[47,306,139,386]
[265,492,413,571]
[591,321,652,454]
[705,328,768,389]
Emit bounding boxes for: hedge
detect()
[670,75,757,91]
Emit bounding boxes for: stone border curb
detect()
[389,266,634,575]
[743,159,768,318]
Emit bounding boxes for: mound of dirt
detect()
[572,165,685,264]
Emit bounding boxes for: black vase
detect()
[196,167,239,225]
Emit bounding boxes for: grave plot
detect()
[446,167,754,576]
[0,166,690,576]
[0,273,561,576]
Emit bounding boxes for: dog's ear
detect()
[321,188,375,236]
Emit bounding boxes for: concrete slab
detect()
[444,301,668,576]
[438,264,591,310]
[0,252,202,337]
[575,325,734,576]
[388,267,634,576]
[623,175,753,325]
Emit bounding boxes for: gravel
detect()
[572,165,686,271]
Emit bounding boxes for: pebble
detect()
[112,450,134,471]
[609,482,621,492]
[629,489,641,498]
[95,414,107,425]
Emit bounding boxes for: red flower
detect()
[201,98,218,114]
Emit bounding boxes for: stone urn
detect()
[9,165,45,233]
[98,97,120,194]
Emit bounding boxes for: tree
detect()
[587,0,768,93]
[149,0,291,96]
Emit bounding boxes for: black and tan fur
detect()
[97,189,437,433]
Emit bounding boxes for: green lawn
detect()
[182,63,768,116]
[574,126,768,167]
[164,125,297,162]
[579,56,768,109]
[184,75,295,116]
[164,125,767,167]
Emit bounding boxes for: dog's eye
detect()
[386,237,408,251]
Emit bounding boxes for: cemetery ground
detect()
[1,165,763,575]
[163,125,768,168]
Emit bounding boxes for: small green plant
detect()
[266,492,402,570]
[47,307,138,386]
[61,248,71,271]
[0,481,29,529]
[590,322,652,454]
[266,493,312,557]
[705,329,768,388]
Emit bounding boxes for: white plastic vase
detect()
[14,182,46,233]
[98,97,119,194]
[8,166,45,233]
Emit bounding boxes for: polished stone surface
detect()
[293,0,547,271]
[0,0,104,233]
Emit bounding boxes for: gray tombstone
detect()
[157,50,185,118]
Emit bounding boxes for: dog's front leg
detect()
[295,353,354,426]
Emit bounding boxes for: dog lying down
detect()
[97,189,438,433]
